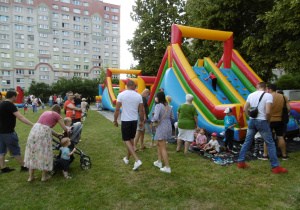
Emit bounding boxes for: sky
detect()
[104,0,138,70]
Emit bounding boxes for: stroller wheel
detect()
[80,156,91,170]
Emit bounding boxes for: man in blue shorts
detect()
[0,90,34,173]
[114,80,144,171]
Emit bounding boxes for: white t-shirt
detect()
[209,139,220,152]
[246,90,273,120]
[117,90,143,121]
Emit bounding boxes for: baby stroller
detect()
[51,122,91,175]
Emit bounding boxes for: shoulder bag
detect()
[248,92,265,118]
[282,95,289,124]
[152,106,168,128]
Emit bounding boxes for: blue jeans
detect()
[32,105,37,113]
[238,119,279,168]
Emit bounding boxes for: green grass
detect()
[1,108,300,209]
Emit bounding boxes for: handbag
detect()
[152,106,168,128]
[282,95,289,124]
[248,92,265,118]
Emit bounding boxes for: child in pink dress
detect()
[191,127,207,149]
[24,105,68,182]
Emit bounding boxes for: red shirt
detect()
[54,95,57,101]
[209,75,217,80]
[64,100,82,119]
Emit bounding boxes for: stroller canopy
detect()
[70,122,83,144]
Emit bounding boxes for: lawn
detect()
[1,107,300,209]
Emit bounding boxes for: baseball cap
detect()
[211,132,217,137]
[224,108,232,113]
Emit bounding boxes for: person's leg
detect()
[139,130,146,148]
[28,169,35,181]
[277,136,287,157]
[257,120,279,168]
[41,170,51,180]
[133,130,141,151]
[229,130,234,151]
[212,78,217,91]
[238,119,256,163]
[14,156,25,166]
[160,140,169,168]
[176,139,182,151]
[184,141,190,154]
[225,129,229,149]
[124,139,139,162]
[0,155,6,169]
[157,141,162,163]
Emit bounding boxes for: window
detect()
[84,73,89,78]
[54,72,59,76]
[0,6,8,12]
[92,55,101,59]
[28,70,34,75]
[27,0,33,4]
[15,24,23,30]
[39,33,48,38]
[39,41,49,46]
[0,34,9,40]
[74,16,80,22]
[74,40,81,45]
[62,31,70,36]
[93,47,100,52]
[0,15,9,22]
[63,56,70,61]
[38,15,48,21]
[15,33,24,39]
[28,52,34,57]
[62,64,70,69]
[16,69,25,74]
[93,70,100,74]
[104,59,109,64]
[61,0,70,3]
[53,4,58,9]
[104,6,109,11]
[62,48,70,53]
[104,29,109,34]
[2,79,11,85]
[15,51,25,57]
[15,6,23,12]
[27,8,33,13]
[74,33,80,38]
[84,57,89,62]
[83,2,89,7]
[84,26,89,31]
[62,14,69,20]
[112,53,118,57]
[104,37,109,41]
[27,35,34,40]
[53,55,59,60]
[40,75,50,80]
[84,34,88,38]
[2,71,11,76]
[112,15,118,20]
[39,67,50,71]
[62,23,70,28]
[112,60,118,65]
[38,6,48,12]
[93,24,101,29]
[84,50,89,54]
[38,24,49,29]
[74,57,80,62]
[14,0,23,3]
[28,61,34,67]
[53,13,59,19]
[53,47,59,52]
[16,78,25,83]
[105,22,109,27]
[112,38,117,43]
[27,26,33,32]
[63,72,69,77]
[93,16,101,21]
[72,0,81,5]
[74,73,81,77]
[28,43,34,49]
[93,32,101,37]
[74,49,81,54]
[53,22,59,27]
[93,39,100,44]
[111,8,119,13]
[53,64,59,68]
[83,10,89,15]
[14,15,23,21]
[104,52,109,57]
[0,25,9,31]
[62,6,69,11]
[39,58,49,63]
[74,65,81,70]
[39,50,49,55]
[73,8,81,14]
[62,39,70,45]
[112,45,117,50]
[104,14,109,19]
[74,24,80,30]
[84,18,89,23]
[84,65,89,70]
[53,38,59,43]
[104,44,109,49]
[15,42,24,48]
[112,30,118,35]
[112,23,118,28]
[27,17,34,23]
[1,52,10,58]
[2,62,11,67]
[84,42,89,46]
[0,43,10,49]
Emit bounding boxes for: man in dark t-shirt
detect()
[133,89,150,151]
[0,90,34,174]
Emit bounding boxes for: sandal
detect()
[27,177,38,182]
[135,149,142,152]
[41,175,52,182]
[65,175,72,179]
[141,146,150,149]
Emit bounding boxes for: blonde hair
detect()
[166,95,172,103]
[61,137,70,147]
[64,117,72,125]
[75,93,80,98]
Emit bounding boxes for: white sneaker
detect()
[153,161,162,168]
[123,157,129,164]
[133,160,142,170]
[160,166,171,173]
[220,131,225,136]
[5,160,9,162]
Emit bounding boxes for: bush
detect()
[276,73,300,90]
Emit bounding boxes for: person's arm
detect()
[68,148,76,156]
[244,102,250,118]
[170,108,175,121]
[113,102,122,127]
[194,115,198,128]
[67,103,82,112]
[285,96,291,113]
[266,102,272,123]
[13,111,34,126]
[138,103,144,126]
[58,118,68,132]
[152,104,160,122]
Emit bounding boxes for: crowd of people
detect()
[0,90,90,181]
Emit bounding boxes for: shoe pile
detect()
[293,137,300,142]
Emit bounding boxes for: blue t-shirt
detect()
[224,115,237,130]
[60,147,70,160]
[290,109,300,124]
[23,103,28,108]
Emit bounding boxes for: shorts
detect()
[60,159,70,172]
[121,121,138,141]
[270,121,284,137]
[0,132,21,157]
[24,107,28,110]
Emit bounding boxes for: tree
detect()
[127,0,187,76]
[28,81,51,102]
[185,0,276,82]
[276,73,300,90]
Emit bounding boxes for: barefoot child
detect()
[203,132,220,154]
[60,137,76,179]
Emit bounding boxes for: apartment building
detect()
[0,0,120,91]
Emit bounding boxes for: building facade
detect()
[0,0,120,91]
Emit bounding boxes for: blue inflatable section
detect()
[102,88,115,111]
[193,67,232,104]
[220,68,250,100]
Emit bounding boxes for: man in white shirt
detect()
[114,80,144,171]
[238,82,287,174]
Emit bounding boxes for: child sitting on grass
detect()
[202,132,220,154]
[191,127,207,149]
[60,137,76,179]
